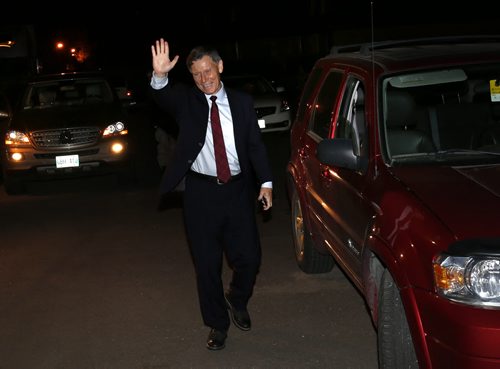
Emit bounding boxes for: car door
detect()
[313,74,374,285]
[300,69,344,252]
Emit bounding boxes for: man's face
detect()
[190,55,223,95]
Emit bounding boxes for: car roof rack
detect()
[329,35,500,56]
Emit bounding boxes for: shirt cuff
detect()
[261,181,272,189]
[150,72,169,90]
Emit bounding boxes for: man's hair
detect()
[186,46,222,71]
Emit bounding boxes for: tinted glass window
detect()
[24,79,114,109]
[336,78,367,158]
[296,68,322,122]
[310,70,343,139]
[336,79,363,138]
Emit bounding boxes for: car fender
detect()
[363,227,436,369]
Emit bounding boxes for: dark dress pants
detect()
[183,172,261,331]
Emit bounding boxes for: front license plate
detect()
[56,154,79,168]
[258,119,266,128]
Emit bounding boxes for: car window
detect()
[336,79,359,139]
[24,79,114,109]
[335,78,367,157]
[296,67,323,123]
[382,63,500,165]
[309,70,343,139]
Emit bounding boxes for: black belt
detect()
[188,170,243,185]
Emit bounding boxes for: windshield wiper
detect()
[434,148,500,157]
[389,148,500,165]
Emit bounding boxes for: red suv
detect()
[286,36,500,369]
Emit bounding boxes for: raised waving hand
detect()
[151,38,180,78]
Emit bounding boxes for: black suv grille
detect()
[30,127,100,148]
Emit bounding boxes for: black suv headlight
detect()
[103,121,128,137]
[5,130,30,146]
[433,254,500,307]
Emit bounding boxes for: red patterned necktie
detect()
[210,96,231,183]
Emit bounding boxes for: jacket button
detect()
[197,142,203,147]
[187,159,193,164]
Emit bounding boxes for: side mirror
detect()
[316,138,367,172]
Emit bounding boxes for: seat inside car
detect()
[38,89,56,106]
[85,84,103,103]
[385,89,436,156]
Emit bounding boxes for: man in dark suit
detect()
[150,39,273,350]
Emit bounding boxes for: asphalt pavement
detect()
[0,131,378,369]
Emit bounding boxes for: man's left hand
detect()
[258,188,273,211]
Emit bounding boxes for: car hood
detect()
[391,164,500,239]
[9,104,125,131]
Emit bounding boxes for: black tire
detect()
[290,186,334,274]
[378,270,419,369]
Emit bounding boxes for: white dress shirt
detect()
[191,87,240,177]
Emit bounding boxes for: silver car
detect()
[223,74,292,133]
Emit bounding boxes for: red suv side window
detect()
[296,68,323,123]
[309,70,343,139]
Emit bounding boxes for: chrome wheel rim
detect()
[293,196,305,257]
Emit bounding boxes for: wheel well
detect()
[363,249,385,327]
[285,167,298,204]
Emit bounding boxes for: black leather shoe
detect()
[224,293,251,331]
[206,328,227,350]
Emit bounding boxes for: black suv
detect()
[1,72,132,194]
[287,36,500,369]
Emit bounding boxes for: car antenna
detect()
[370,1,382,170]
[370,1,375,99]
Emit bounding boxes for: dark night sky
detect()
[24,3,498,48]
[3,1,500,81]
[13,1,500,41]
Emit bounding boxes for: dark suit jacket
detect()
[150,81,273,195]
